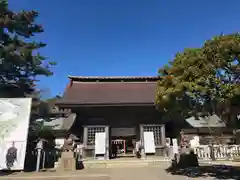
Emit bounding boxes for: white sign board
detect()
[0,98,32,170]
[172,138,179,154]
[143,132,156,154]
[95,132,106,155]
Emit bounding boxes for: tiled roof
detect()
[185,114,226,128]
[58,76,158,106]
[43,113,77,130]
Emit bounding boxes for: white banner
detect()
[95,132,106,155]
[144,132,156,154]
[0,98,32,170]
[172,138,179,154]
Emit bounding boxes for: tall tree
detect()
[0,0,57,140]
[29,94,62,140]
[0,0,56,97]
[156,33,240,124]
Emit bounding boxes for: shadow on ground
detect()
[166,164,240,179]
[0,170,20,176]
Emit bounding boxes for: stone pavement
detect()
[0,163,223,180]
[1,161,240,180]
[0,168,214,180]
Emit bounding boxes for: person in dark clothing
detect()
[6,141,17,170]
[111,142,117,159]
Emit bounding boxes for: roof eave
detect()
[56,102,155,107]
[68,75,160,82]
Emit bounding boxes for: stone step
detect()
[233,156,240,162]
[83,159,170,168]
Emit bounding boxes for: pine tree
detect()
[0,0,56,97]
[0,0,57,140]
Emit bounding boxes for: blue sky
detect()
[9,0,240,97]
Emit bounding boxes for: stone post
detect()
[59,136,76,171]
[35,139,43,172]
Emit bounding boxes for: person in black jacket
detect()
[6,141,17,170]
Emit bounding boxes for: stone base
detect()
[58,151,75,171]
[171,151,199,169]
[233,156,240,162]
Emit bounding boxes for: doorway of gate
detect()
[110,127,137,159]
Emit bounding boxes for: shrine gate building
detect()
[57,76,167,159]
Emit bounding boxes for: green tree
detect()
[156,33,240,124]
[0,0,57,140]
[0,0,56,97]
[29,93,62,140]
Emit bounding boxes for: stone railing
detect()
[194,145,240,160]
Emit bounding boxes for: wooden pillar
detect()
[83,126,88,158]
[161,125,166,146]
[140,124,146,159]
[105,126,109,160]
